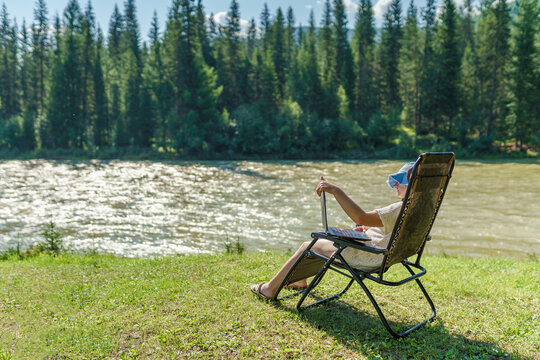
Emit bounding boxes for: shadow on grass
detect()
[272,292,519,360]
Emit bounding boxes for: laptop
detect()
[321,191,371,241]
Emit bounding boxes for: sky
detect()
[2,0,469,40]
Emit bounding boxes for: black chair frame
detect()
[274,152,454,338]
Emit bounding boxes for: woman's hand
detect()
[354,225,370,232]
[316,176,340,196]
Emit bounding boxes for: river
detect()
[0,159,538,259]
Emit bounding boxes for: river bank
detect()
[0,252,538,359]
[0,145,538,162]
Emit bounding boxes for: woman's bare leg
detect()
[258,239,336,299]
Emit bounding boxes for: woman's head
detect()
[387,162,416,199]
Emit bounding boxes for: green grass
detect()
[0,252,538,359]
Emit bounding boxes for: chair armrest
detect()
[311,232,388,255]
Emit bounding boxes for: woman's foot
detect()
[250,283,275,300]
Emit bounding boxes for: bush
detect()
[37,221,64,255]
[467,135,497,155]
[224,237,245,255]
[366,108,401,148]
[396,132,418,158]
[231,104,273,155]
[0,116,22,150]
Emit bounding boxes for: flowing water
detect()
[0,159,538,259]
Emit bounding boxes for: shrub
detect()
[225,237,245,255]
[37,221,64,255]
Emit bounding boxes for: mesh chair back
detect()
[383,153,455,269]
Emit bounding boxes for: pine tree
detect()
[398,1,421,129]
[144,11,173,150]
[20,19,37,150]
[81,1,96,147]
[163,0,223,154]
[333,0,354,102]
[20,19,32,113]
[107,4,124,147]
[352,0,377,125]
[509,0,539,148]
[418,0,438,134]
[122,0,147,147]
[379,0,403,110]
[477,0,511,138]
[285,7,296,68]
[63,0,84,148]
[0,5,18,119]
[260,3,271,52]
[319,0,338,118]
[271,8,287,100]
[296,10,323,116]
[93,27,109,148]
[437,0,460,138]
[32,0,49,113]
[459,0,481,144]
[45,14,69,148]
[218,0,245,110]
[195,0,214,68]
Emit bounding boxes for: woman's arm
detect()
[316,178,383,227]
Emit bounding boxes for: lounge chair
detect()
[274,152,455,338]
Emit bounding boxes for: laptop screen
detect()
[321,191,328,232]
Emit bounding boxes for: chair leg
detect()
[276,246,355,309]
[354,268,436,338]
[297,278,354,310]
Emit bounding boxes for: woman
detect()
[251,162,416,300]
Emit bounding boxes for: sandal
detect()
[250,283,274,300]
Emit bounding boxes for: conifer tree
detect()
[20,19,32,113]
[271,8,287,100]
[0,6,17,119]
[107,4,124,147]
[459,0,481,143]
[144,11,173,150]
[379,0,403,109]
[81,1,96,147]
[93,27,109,147]
[20,19,37,150]
[509,0,539,148]
[63,0,84,148]
[418,0,438,134]
[296,11,323,116]
[218,0,245,110]
[477,0,511,138]
[196,0,214,68]
[122,0,145,146]
[32,0,49,113]
[285,7,296,66]
[437,0,460,138]
[398,1,421,129]
[44,14,69,148]
[163,0,223,154]
[352,0,377,125]
[333,0,354,102]
[260,3,271,52]
[319,0,338,118]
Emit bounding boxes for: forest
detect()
[0,0,538,158]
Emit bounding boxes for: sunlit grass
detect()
[0,253,538,359]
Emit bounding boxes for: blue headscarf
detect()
[387,162,416,189]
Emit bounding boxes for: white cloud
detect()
[344,0,360,16]
[305,5,313,10]
[211,11,250,36]
[373,0,393,20]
